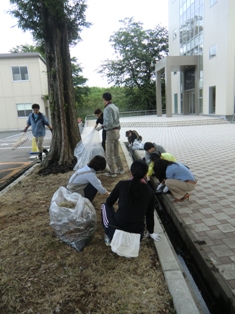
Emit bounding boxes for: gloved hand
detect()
[156,182,164,191]
[95,126,102,131]
[149,233,161,242]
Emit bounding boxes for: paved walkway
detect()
[87,114,235,312]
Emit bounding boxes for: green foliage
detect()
[77,86,127,121]
[71,57,90,105]
[98,17,168,110]
[9,0,91,44]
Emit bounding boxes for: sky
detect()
[0,0,168,87]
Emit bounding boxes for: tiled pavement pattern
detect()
[87,115,235,308]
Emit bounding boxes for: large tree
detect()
[9,0,90,171]
[98,17,168,110]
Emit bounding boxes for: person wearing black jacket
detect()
[101,159,160,246]
[94,108,106,151]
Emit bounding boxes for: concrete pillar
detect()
[165,59,172,117]
[156,70,162,117]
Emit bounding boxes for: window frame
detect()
[16,103,32,118]
[12,66,29,82]
[209,44,217,59]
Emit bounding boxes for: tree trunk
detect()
[41,2,81,170]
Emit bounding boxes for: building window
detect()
[17,103,32,117]
[209,86,216,114]
[209,45,217,58]
[184,67,195,90]
[12,66,29,81]
[210,0,217,7]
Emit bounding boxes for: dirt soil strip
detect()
[0,148,175,314]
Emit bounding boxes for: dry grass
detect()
[0,151,175,314]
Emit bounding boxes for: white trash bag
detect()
[73,129,104,170]
[132,139,145,150]
[49,187,97,252]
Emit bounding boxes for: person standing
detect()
[102,92,125,177]
[23,103,52,162]
[94,108,106,151]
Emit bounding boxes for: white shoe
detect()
[116,169,125,174]
[104,234,111,246]
[163,186,169,193]
[104,172,117,178]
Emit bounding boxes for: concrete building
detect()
[0,53,49,131]
[156,0,235,119]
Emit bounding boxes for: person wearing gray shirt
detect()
[144,142,166,164]
[102,92,125,177]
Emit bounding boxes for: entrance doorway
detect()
[185,91,196,114]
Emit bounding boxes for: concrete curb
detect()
[120,143,201,314]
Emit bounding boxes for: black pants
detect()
[101,203,144,241]
[102,130,106,152]
[84,183,97,202]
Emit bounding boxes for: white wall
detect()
[0,55,48,131]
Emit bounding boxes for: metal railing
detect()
[85,109,166,122]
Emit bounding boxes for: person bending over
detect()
[144,142,166,164]
[147,152,176,193]
[153,159,197,202]
[125,130,142,146]
[101,159,160,251]
[67,155,110,202]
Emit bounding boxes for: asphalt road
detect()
[0,131,52,187]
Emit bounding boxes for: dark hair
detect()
[144,142,154,151]
[102,92,112,101]
[88,155,106,171]
[32,103,40,110]
[150,152,160,162]
[128,160,148,204]
[94,108,102,115]
[153,159,176,183]
[125,130,131,137]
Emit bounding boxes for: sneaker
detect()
[43,148,49,155]
[116,169,125,175]
[104,234,111,246]
[163,186,169,193]
[104,172,117,177]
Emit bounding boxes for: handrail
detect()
[85,109,165,124]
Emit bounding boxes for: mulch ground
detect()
[0,149,175,314]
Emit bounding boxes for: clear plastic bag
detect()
[132,139,145,150]
[73,129,105,170]
[49,187,97,252]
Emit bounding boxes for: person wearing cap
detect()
[23,103,52,162]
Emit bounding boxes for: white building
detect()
[0,53,50,131]
[156,0,235,119]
